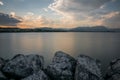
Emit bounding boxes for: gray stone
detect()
[0,58,8,80]
[22,70,50,80]
[2,54,44,79]
[75,55,102,80]
[0,78,8,80]
[0,71,6,80]
[46,51,76,80]
[0,57,5,70]
[105,59,120,80]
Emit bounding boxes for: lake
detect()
[0,32,120,73]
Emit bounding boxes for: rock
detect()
[0,78,8,80]
[2,54,44,79]
[46,51,76,80]
[0,71,8,80]
[0,58,8,80]
[105,58,120,80]
[0,71,5,78]
[75,55,102,80]
[22,70,50,80]
[0,57,5,70]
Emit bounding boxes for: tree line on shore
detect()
[0,26,120,32]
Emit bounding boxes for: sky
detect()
[0,0,120,28]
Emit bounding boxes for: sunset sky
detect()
[0,0,120,28]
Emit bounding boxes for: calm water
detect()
[0,32,120,72]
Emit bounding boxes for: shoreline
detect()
[0,51,120,80]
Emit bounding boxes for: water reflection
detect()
[0,33,14,58]
[11,33,43,54]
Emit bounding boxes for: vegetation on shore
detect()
[0,26,120,32]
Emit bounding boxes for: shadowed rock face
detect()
[75,55,102,80]
[105,59,120,80]
[0,78,8,80]
[46,51,76,80]
[22,69,50,80]
[0,58,7,80]
[0,71,8,80]
[0,57,5,70]
[2,54,44,79]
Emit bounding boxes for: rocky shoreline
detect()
[0,51,120,80]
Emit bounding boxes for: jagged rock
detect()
[75,55,102,80]
[0,71,5,78]
[105,59,120,80]
[0,57,5,70]
[0,58,8,80]
[2,54,44,79]
[0,78,8,80]
[22,70,50,80]
[0,71,8,80]
[46,51,76,80]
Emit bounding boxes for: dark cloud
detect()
[0,13,21,26]
[49,0,112,14]
[49,0,113,21]
[71,0,111,11]
[49,0,120,28]
[101,0,120,13]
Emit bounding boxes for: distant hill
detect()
[70,26,110,32]
[0,26,120,32]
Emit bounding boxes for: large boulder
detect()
[22,70,50,80]
[75,55,102,80]
[46,51,76,80]
[105,58,120,80]
[2,54,44,79]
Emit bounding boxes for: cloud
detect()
[18,12,70,28]
[23,12,34,20]
[49,0,120,28]
[0,1,3,5]
[49,0,111,19]
[43,8,48,12]
[100,0,120,13]
[18,12,56,28]
[27,12,34,16]
[10,12,16,17]
[0,13,21,26]
[102,12,120,28]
